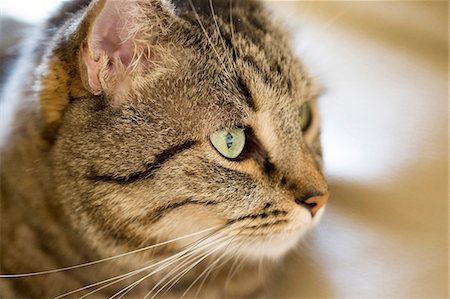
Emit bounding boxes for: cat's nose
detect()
[295,192,330,216]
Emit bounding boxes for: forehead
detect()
[132,0,312,136]
[173,0,309,97]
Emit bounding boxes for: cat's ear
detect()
[79,0,175,96]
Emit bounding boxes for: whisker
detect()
[153,244,216,297]
[224,248,243,289]
[221,219,256,290]
[51,226,225,299]
[146,225,238,298]
[182,221,253,299]
[158,229,238,298]
[146,232,234,298]
[295,3,351,65]
[208,0,234,67]
[0,225,220,278]
[111,237,223,299]
[150,249,216,298]
[74,262,154,299]
[150,240,227,299]
[187,0,233,80]
[319,5,352,32]
[192,244,235,299]
[258,251,264,280]
[224,243,250,289]
[54,249,190,299]
[229,0,235,45]
[255,230,270,283]
[108,230,233,299]
[147,253,204,299]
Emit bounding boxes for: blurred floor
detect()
[269,1,448,298]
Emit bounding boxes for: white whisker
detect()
[110,241,217,299]
[50,226,224,299]
[224,244,249,289]
[320,5,352,32]
[110,234,229,299]
[74,262,154,299]
[224,248,243,289]
[54,247,193,299]
[0,225,220,278]
[154,246,213,297]
[208,0,234,67]
[158,234,233,299]
[192,245,234,299]
[184,221,252,299]
[149,249,215,298]
[229,0,235,44]
[187,0,233,80]
[150,240,227,299]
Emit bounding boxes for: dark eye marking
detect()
[88,140,197,184]
[236,127,275,174]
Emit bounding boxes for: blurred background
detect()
[270,1,449,298]
[1,0,448,298]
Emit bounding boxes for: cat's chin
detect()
[229,227,310,260]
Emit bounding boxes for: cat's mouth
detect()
[218,207,316,259]
[153,195,328,260]
[223,225,311,260]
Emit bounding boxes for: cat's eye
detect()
[299,102,312,131]
[210,128,246,159]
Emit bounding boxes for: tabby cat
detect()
[0,0,329,298]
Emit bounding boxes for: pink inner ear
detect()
[82,45,102,93]
[92,1,134,66]
[117,39,134,67]
[82,0,135,92]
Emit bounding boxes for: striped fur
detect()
[0,0,328,297]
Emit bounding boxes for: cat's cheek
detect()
[149,204,225,248]
[295,204,314,224]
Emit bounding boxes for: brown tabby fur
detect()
[0,0,328,298]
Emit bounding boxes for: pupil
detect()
[226,133,234,148]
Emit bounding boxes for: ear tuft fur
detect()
[80,0,175,97]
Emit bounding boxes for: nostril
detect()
[295,192,330,216]
[295,197,317,210]
[295,191,322,204]
[295,198,316,207]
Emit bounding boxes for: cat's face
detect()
[47,0,328,261]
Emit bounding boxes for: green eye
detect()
[299,102,312,131]
[210,128,246,159]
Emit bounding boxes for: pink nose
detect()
[305,192,330,216]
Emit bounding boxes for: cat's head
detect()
[42,0,329,260]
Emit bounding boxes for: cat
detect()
[0,0,329,298]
